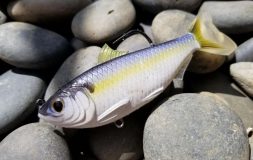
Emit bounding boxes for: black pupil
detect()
[53,101,63,112]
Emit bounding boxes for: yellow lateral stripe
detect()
[93,45,186,96]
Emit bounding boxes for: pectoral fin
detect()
[98,98,131,123]
[98,44,128,63]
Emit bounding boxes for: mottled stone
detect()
[72,0,136,43]
[185,71,253,129]
[151,10,195,43]
[0,123,71,160]
[8,0,92,23]
[117,34,150,52]
[199,1,253,34]
[0,22,72,69]
[88,113,144,160]
[133,0,202,14]
[235,38,253,62]
[45,46,101,99]
[230,62,253,97]
[144,93,249,160]
[0,70,46,134]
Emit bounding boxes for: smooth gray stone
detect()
[45,46,101,100]
[198,1,253,34]
[72,0,136,44]
[133,0,202,14]
[0,123,71,160]
[8,0,92,23]
[230,62,253,97]
[117,33,150,52]
[0,70,46,134]
[235,38,253,62]
[185,71,253,130]
[151,10,195,43]
[88,114,143,160]
[144,93,249,160]
[0,10,6,24]
[0,22,72,69]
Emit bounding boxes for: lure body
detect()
[38,16,236,128]
[39,33,200,128]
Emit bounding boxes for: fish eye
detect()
[52,99,64,113]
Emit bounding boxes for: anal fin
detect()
[172,54,193,90]
[98,99,131,123]
[142,87,164,103]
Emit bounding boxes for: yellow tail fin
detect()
[190,14,237,56]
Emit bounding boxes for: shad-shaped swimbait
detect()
[38,15,236,128]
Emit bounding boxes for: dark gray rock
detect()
[8,0,92,23]
[0,123,71,160]
[144,93,249,160]
[45,46,101,99]
[133,0,202,14]
[235,38,253,62]
[0,22,72,69]
[72,0,136,44]
[0,10,6,24]
[117,33,150,52]
[151,10,195,43]
[70,38,87,51]
[199,1,253,34]
[0,70,46,134]
[185,71,253,130]
[230,62,253,97]
[88,113,144,160]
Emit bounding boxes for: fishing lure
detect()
[38,15,236,128]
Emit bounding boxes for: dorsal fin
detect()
[98,44,128,64]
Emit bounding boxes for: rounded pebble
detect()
[117,33,150,52]
[8,0,92,23]
[151,10,195,43]
[235,38,253,62]
[72,0,136,44]
[0,70,46,134]
[188,51,226,73]
[0,10,6,24]
[88,114,143,160]
[186,72,253,129]
[133,0,202,14]
[45,46,101,99]
[0,22,72,69]
[0,123,71,160]
[198,1,253,34]
[144,93,249,160]
[230,62,253,97]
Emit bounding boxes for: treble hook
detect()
[112,29,154,47]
